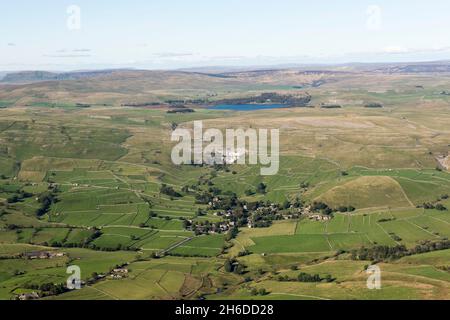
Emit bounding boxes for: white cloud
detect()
[381,45,450,55]
[383,46,409,54]
[43,54,91,58]
[153,52,194,58]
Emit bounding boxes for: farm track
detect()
[160,236,194,255]
[270,292,330,300]
[405,220,440,238]
[89,286,120,300]
[375,222,401,245]
[429,216,450,226]
[390,178,415,207]
[156,270,175,299]
[0,121,17,134]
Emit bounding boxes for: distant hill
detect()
[1,60,450,107]
[0,72,10,81]
[372,63,450,74]
[0,69,322,106]
[0,69,137,84]
[179,60,450,74]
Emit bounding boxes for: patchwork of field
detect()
[209,248,450,300]
[241,207,450,255]
[0,69,449,300]
[48,256,222,300]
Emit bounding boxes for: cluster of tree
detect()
[320,104,342,109]
[420,202,447,211]
[165,98,208,105]
[191,175,226,204]
[277,272,334,283]
[351,245,408,261]
[6,190,33,203]
[224,258,246,274]
[166,108,195,114]
[6,224,20,230]
[300,182,310,189]
[165,252,212,258]
[121,102,161,107]
[245,189,256,196]
[336,205,356,213]
[438,265,450,272]
[48,228,102,248]
[214,92,312,106]
[311,201,334,215]
[364,103,384,108]
[24,282,67,297]
[285,198,304,209]
[35,190,58,217]
[256,183,267,194]
[247,203,282,227]
[160,184,182,198]
[409,240,450,255]
[378,217,396,223]
[194,192,213,205]
[75,103,91,108]
[250,288,269,296]
[138,215,172,229]
[250,210,280,228]
[389,232,402,242]
[351,240,450,262]
[247,199,303,228]
[225,226,239,241]
[86,241,140,252]
[237,250,251,257]
[207,187,222,197]
[298,272,334,283]
[309,201,354,215]
[207,193,240,211]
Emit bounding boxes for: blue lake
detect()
[208,104,289,111]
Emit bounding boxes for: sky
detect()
[2,0,450,71]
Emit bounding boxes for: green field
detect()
[0,67,449,300]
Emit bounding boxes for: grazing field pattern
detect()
[0,66,449,300]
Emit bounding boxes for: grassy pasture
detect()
[0,70,449,300]
[171,235,224,257]
[315,176,412,209]
[250,234,332,253]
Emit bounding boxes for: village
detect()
[21,250,66,260]
[185,196,333,236]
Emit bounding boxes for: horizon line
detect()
[2,58,450,74]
